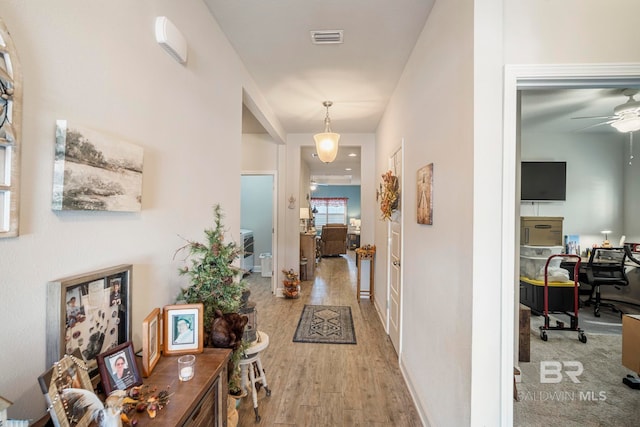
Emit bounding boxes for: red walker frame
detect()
[539,254,587,343]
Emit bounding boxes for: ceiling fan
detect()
[573,89,640,133]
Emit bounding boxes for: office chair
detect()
[624,243,640,266]
[582,247,629,317]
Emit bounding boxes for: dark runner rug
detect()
[293,305,357,344]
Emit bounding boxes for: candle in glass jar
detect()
[177,354,195,381]
[180,366,193,380]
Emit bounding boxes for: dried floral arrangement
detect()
[378,170,399,220]
[119,385,172,424]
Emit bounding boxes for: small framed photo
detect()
[141,308,161,377]
[163,303,204,356]
[37,349,95,427]
[97,341,142,395]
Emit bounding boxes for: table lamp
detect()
[300,208,310,232]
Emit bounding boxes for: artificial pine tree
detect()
[175,205,250,393]
[175,204,246,344]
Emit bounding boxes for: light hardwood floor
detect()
[236,251,422,426]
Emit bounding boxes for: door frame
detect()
[501,63,640,423]
[241,170,278,294]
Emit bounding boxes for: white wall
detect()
[378,0,640,425]
[376,0,474,425]
[520,131,626,249]
[300,154,311,215]
[624,146,640,241]
[505,0,640,64]
[240,175,273,268]
[0,1,282,419]
[283,133,375,291]
[242,133,278,171]
[490,1,640,425]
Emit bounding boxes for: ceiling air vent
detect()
[310,30,344,45]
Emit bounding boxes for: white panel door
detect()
[388,147,402,354]
[389,220,402,353]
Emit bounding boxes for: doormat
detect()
[293,305,357,344]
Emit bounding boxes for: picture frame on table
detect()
[37,349,95,427]
[96,341,142,395]
[46,264,133,386]
[141,307,161,377]
[163,303,204,356]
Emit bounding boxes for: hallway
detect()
[236,251,422,426]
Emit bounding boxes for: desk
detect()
[356,246,376,302]
[560,256,640,311]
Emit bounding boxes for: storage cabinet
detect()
[136,348,231,427]
[520,216,563,246]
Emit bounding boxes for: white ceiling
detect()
[521,87,640,135]
[208,2,640,179]
[301,145,361,185]
[210,0,435,180]
[204,0,435,133]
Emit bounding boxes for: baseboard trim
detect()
[400,357,432,427]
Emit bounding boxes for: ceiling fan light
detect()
[313,132,340,162]
[612,116,640,133]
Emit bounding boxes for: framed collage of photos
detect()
[163,303,204,356]
[46,264,132,385]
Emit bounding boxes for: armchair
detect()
[318,224,348,257]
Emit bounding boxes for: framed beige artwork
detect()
[417,163,433,225]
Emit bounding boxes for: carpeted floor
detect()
[514,307,640,426]
[293,304,356,344]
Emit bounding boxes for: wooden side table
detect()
[356,245,376,302]
[239,331,271,422]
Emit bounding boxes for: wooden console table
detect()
[300,233,317,279]
[356,246,376,302]
[33,348,232,427]
[135,348,231,427]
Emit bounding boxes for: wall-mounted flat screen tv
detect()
[520,161,566,201]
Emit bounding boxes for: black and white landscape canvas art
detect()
[52,120,143,211]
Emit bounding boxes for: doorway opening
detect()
[503,64,640,424]
[241,173,276,293]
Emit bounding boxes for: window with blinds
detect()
[311,197,348,229]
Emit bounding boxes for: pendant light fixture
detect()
[313,101,340,163]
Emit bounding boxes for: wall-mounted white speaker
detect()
[155,16,188,64]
